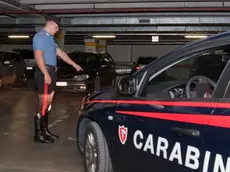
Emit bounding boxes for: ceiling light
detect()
[8,35,30,39]
[184,35,208,39]
[92,35,116,38]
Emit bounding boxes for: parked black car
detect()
[0,51,28,87]
[15,49,36,78]
[56,51,116,93]
[132,56,157,73]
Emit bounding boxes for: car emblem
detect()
[118,125,128,145]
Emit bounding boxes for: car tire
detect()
[94,76,100,91]
[84,122,113,172]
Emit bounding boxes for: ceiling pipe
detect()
[21,0,226,5]
[0,0,43,17]
[41,7,230,13]
[1,7,230,14]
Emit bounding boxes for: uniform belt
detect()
[35,65,58,72]
[46,65,58,72]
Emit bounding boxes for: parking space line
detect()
[48,115,69,128]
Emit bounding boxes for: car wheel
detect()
[94,76,100,91]
[77,118,91,156]
[84,122,113,172]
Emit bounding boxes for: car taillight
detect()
[136,66,140,70]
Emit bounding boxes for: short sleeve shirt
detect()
[33,29,59,66]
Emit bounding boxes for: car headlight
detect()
[73,74,89,81]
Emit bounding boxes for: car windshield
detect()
[138,57,157,64]
[58,53,98,66]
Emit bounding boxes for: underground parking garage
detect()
[1,0,230,172]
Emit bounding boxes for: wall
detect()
[0,44,184,62]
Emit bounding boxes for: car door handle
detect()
[9,65,13,67]
[114,115,126,122]
[172,127,200,137]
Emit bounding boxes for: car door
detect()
[112,48,227,172]
[113,100,216,172]
[201,58,230,172]
[1,53,16,84]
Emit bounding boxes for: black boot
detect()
[34,113,55,143]
[44,112,59,140]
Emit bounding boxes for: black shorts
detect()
[35,66,57,95]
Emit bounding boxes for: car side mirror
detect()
[117,76,137,95]
[3,60,11,65]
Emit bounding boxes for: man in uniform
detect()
[33,16,83,143]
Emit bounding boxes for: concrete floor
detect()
[0,87,85,172]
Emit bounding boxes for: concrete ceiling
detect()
[1,0,230,44]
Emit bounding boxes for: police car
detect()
[76,31,230,172]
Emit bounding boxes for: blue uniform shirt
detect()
[33,29,59,66]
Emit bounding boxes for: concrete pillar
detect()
[97,40,107,53]
[84,39,108,53]
[54,29,65,50]
[84,39,98,52]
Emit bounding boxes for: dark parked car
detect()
[16,49,36,78]
[76,31,230,172]
[56,51,116,93]
[0,51,28,87]
[132,56,157,73]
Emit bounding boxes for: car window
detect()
[10,53,22,63]
[142,47,229,99]
[151,52,226,83]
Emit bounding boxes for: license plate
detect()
[56,82,67,86]
[26,67,33,70]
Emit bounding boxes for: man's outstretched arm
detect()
[56,48,83,71]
